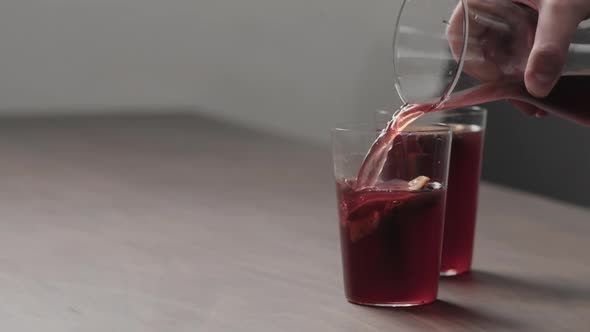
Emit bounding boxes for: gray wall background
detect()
[0,0,587,207]
[0,0,400,141]
[483,102,590,207]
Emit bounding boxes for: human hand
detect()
[448,0,590,115]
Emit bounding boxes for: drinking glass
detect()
[380,107,487,276]
[332,124,451,306]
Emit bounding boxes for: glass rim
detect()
[332,122,452,135]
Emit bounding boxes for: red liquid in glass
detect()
[337,180,446,306]
[441,127,485,275]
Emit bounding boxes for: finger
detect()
[466,0,530,31]
[447,1,498,61]
[525,1,586,97]
[457,0,537,81]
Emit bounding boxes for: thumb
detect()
[525,1,584,97]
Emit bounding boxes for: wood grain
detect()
[0,113,588,331]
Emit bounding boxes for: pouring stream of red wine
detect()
[355,78,590,189]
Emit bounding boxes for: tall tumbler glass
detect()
[332,124,451,306]
[378,107,487,276]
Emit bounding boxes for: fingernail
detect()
[534,72,553,84]
[529,68,558,97]
[533,62,559,86]
[530,51,561,96]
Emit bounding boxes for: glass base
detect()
[347,298,436,307]
[440,268,470,277]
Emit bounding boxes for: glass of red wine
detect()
[379,107,487,276]
[332,124,452,307]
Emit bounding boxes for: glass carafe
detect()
[393,0,590,126]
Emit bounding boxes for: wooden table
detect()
[0,113,589,331]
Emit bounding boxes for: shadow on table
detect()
[372,300,523,331]
[441,270,590,303]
